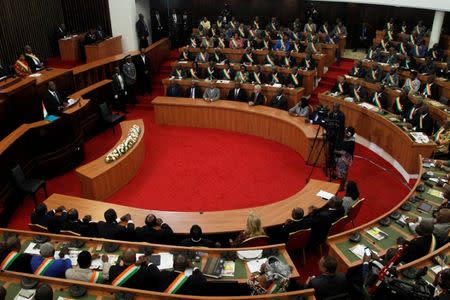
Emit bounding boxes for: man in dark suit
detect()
[185,80,202,99]
[365,63,382,83]
[24,45,43,72]
[136,14,150,49]
[0,59,9,79]
[278,207,310,242]
[166,79,182,97]
[398,221,435,263]
[160,254,207,295]
[181,10,192,46]
[112,67,128,113]
[249,65,266,85]
[122,55,137,104]
[248,85,265,106]
[0,236,32,273]
[169,9,181,48]
[349,83,367,102]
[60,208,97,237]
[56,23,68,40]
[421,75,439,100]
[135,48,151,95]
[330,76,349,96]
[84,28,99,45]
[412,105,434,136]
[30,203,67,232]
[135,214,173,244]
[96,209,135,241]
[109,249,161,291]
[180,225,214,247]
[329,103,346,146]
[268,88,288,110]
[369,85,388,110]
[419,57,437,75]
[227,81,247,102]
[299,53,316,71]
[305,196,345,247]
[219,61,235,81]
[304,255,348,300]
[347,60,366,78]
[355,22,371,52]
[43,81,67,115]
[152,10,166,42]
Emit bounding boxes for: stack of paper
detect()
[365,227,388,240]
[316,190,334,200]
[221,261,236,277]
[153,252,174,270]
[431,265,449,274]
[358,102,379,112]
[91,254,119,270]
[23,242,41,255]
[410,132,430,144]
[427,188,444,199]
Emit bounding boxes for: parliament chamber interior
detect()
[0,0,450,299]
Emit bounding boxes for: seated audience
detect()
[203,81,220,102]
[250,65,266,85]
[366,46,380,61]
[109,249,161,290]
[349,82,367,102]
[421,75,439,100]
[30,203,66,232]
[160,254,207,294]
[220,61,235,80]
[399,54,417,70]
[171,65,186,79]
[203,61,218,80]
[166,79,182,97]
[330,76,349,95]
[135,214,174,244]
[304,255,348,300]
[406,208,450,246]
[186,62,201,79]
[31,242,72,278]
[0,236,32,273]
[342,181,360,214]
[195,46,209,63]
[267,67,284,85]
[434,268,450,299]
[14,54,32,77]
[267,88,288,110]
[241,48,256,65]
[24,45,43,72]
[248,85,265,106]
[411,105,433,135]
[60,208,97,236]
[65,251,110,283]
[427,43,444,61]
[230,211,266,246]
[381,68,399,87]
[184,80,201,99]
[365,63,382,83]
[229,33,244,49]
[397,220,435,263]
[280,51,296,69]
[280,207,310,241]
[263,53,278,66]
[419,56,437,75]
[289,97,310,117]
[227,81,247,102]
[369,85,387,110]
[235,65,249,82]
[210,48,226,64]
[348,60,366,78]
[96,209,135,240]
[180,225,214,247]
[178,48,192,61]
[287,66,303,88]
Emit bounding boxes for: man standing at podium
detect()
[136,14,150,49]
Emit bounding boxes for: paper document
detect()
[221,261,236,277]
[431,265,449,274]
[91,254,118,270]
[23,242,41,255]
[348,244,367,259]
[246,258,267,273]
[365,227,388,240]
[154,252,174,270]
[316,190,334,200]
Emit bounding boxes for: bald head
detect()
[291,207,304,220]
[145,214,157,226]
[173,254,190,271]
[123,249,137,265]
[40,242,55,258]
[436,209,450,224]
[35,284,53,300]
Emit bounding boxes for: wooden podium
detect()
[58,34,85,61]
[85,36,123,62]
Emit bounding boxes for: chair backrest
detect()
[329,215,349,236]
[28,223,48,233]
[286,228,311,251]
[60,230,81,237]
[11,164,26,185]
[99,102,112,120]
[347,198,365,221]
[239,235,270,247]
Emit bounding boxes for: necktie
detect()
[191,88,195,99]
[53,92,60,104]
[235,89,238,98]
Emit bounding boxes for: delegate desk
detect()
[76,119,145,201]
[58,33,85,61]
[327,158,448,272]
[162,78,304,109]
[0,68,74,139]
[85,36,123,63]
[0,228,315,299]
[73,38,171,90]
[171,61,316,96]
[319,93,436,178]
[179,47,326,77]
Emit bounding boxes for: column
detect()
[428,10,445,49]
[108,0,139,51]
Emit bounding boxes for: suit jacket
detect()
[0,250,32,273]
[122,62,137,85]
[136,19,149,39]
[112,73,126,95]
[135,223,173,244]
[348,66,366,78]
[30,210,66,231]
[60,219,98,237]
[178,51,193,61]
[268,95,288,110]
[210,52,226,64]
[240,53,256,65]
[227,88,247,102]
[268,73,285,85]
[278,56,296,68]
[399,234,433,263]
[249,92,265,105]
[160,269,207,295]
[287,73,303,88]
[135,55,151,79]
[365,67,382,83]
[180,237,214,248]
[349,86,367,101]
[109,264,161,291]
[370,92,387,109]
[185,87,202,99]
[249,72,266,84]
[399,59,417,71]
[308,273,348,300]
[152,13,166,33]
[299,58,316,70]
[331,82,349,95]
[203,88,220,101]
[421,83,439,100]
[219,68,235,81]
[96,221,135,241]
[412,113,434,136]
[25,53,42,73]
[167,85,182,97]
[419,62,437,75]
[43,90,65,115]
[0,62,8,78]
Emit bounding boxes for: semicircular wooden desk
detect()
[45,96,340,235]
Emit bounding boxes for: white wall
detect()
[313,0,450,12]
[108,0,139,52]
[135,0,152,43]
